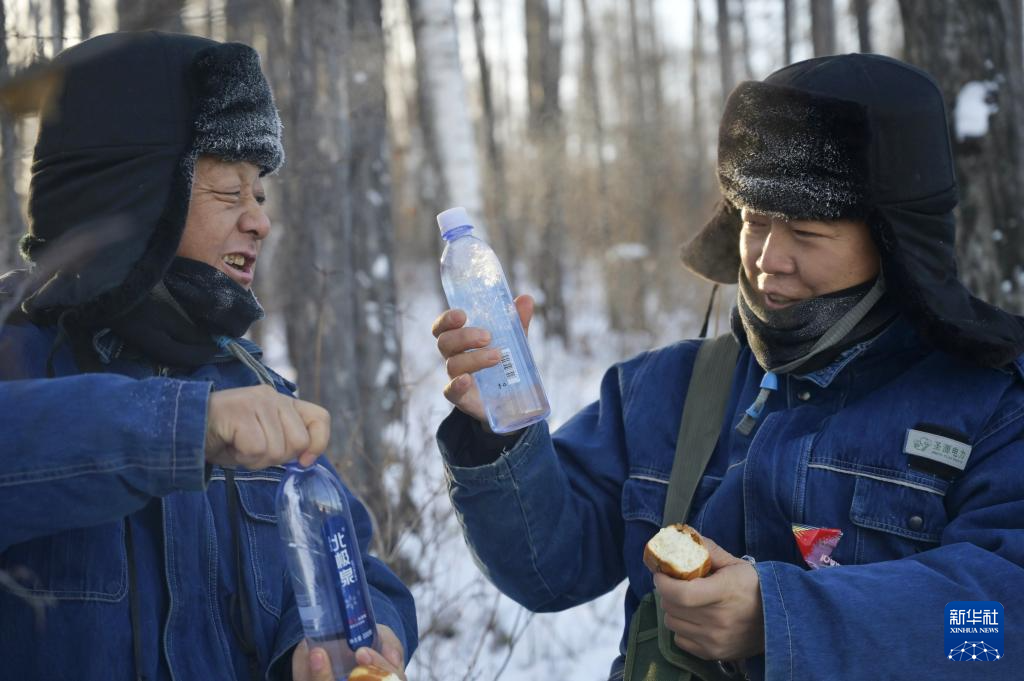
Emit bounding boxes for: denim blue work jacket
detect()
[437,317,1024,680]
[0,318,417,680]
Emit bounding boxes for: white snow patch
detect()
[993,229,1004,242]
[367,188,384,207]
[601,142,618,163]
[364,301,382,335]
[372,254,390,279]
[374,358,397,388]
[256,315,296,385]
[1001,280,1013,294]
[955,81,999,140]
[605,242,650,261]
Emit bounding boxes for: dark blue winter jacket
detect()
[0,315,418,680]
[438,317,1024,680]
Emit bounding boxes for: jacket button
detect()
[796,390,811,401]
[908,515,925,531]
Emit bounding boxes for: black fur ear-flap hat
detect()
[682,52,1024,368]
[18,30,283,327]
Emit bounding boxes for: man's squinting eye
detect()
[212,190,265,205]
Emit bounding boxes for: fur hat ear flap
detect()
[680,200,742,284]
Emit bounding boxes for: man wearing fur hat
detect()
[0,32,414,680]
[432,54,1023,679]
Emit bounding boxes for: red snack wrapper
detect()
[792,524,842,569]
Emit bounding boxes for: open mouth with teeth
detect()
[221,253,255,284]
[223,253,250,270]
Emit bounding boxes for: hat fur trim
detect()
[719,81,871,222]
[191,43,284,175]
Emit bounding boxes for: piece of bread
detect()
[347,664,400,681]
[643,523,711,580]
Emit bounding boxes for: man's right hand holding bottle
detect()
[431,295,535,424]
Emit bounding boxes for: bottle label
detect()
[322,517,377,651]
[498,348,521,386]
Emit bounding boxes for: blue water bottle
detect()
[438,207,550,433]
[276,462,380,679]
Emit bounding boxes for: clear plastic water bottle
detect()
[276,462,380,680]
[438,206,550,433]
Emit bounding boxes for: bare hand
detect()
[290,640,336,681]
[354,624,407,680]
[431,295,534,423]
[653,537,764,661]
[204,385,329,470]
[290,625,406,681]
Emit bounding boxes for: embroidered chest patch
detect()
[904,426,972,476]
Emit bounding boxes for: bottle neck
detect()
[441,225,474,242]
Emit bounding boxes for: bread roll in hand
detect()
[643,523,712,580]
[347,664,401,681]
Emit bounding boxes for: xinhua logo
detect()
[946,601,1003,661]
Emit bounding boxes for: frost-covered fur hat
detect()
[682,53,1024,367]
[19,31,283,326]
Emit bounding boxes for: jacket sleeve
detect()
[754,421,1024,681]
[437,361,633,612]
[0,373,210,550]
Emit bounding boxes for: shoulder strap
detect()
[662,334,740,525]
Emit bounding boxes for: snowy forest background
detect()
[2,0,1023,678]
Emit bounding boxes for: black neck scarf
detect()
[110,257,264,368]
[732,269,898,373]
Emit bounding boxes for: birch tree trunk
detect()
[853,0,873,53]
[347,0,408,554]
[225,0,257,45]
[716,0,735,102]
[225,0,284,351]
[117,0,186,31]
[626,0,658,266]
[900,0,1024,313]
[783,0,793,64]
[406,1,447,269]
[78,0,92,39]
[690,0,708,205]
[811,0,837,56]
[0,1,25,273]
[580,0,628,329]
[525,0,569,343]
[737,0,754,79]
[406,0,486,238]
[471,0,517,288]
[281,0,364,502]
[578,0,610,246]
[51,0,65,53]
[30,0,45,57]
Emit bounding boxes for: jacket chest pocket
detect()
[0,522,127,602]
[849,475,948,564]
[233,474,287,618]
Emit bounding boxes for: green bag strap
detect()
[663,333,740,525]
[624,334,741,681]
